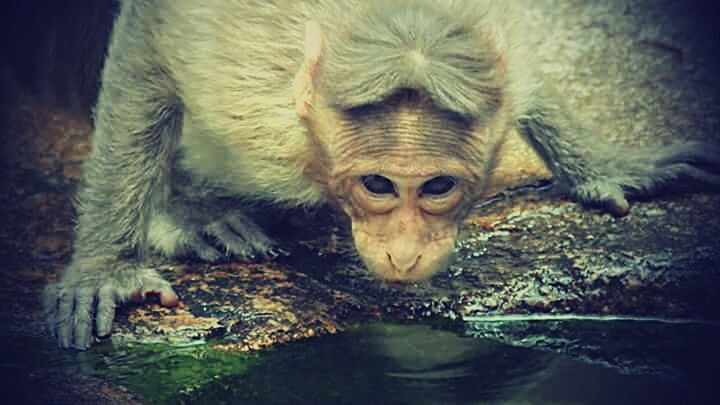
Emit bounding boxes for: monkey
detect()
[43,0,720,349]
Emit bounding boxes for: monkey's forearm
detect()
[517,90,598,191]
[516,86,626,211]
[45,3,184,349]
[72,0,183,256]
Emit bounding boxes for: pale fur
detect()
[45,0,720,349]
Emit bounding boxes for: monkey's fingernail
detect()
[606,198,630,217]
[129,291,144,303]
[160,291,180,307]
[276,248,290,257]
[267,247,289,259]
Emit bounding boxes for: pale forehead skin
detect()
[326,94,493,180]
[333,156,475,179]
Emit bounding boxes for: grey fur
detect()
[44,0,720,349]
[518,85,720,211]
[320,0,504,120]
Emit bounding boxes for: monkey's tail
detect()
[612,140,720,197]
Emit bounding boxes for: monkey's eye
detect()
[420,176,457,197]
[360,175,396,196]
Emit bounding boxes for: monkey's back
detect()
[126,0,325,204]
[112,0,534,205]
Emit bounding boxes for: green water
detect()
[2,319,718,404]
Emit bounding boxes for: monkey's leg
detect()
[517,85,720,216]
[44,7,181,349]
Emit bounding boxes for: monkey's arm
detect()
[42,5,183,349]
[516,85,720,215]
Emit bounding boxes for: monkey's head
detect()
[293,6,509,282]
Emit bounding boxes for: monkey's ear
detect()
[304,21,323,67]
[293,21,323,119]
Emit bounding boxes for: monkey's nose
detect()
[386,252,421,274]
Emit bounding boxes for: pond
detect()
[4,317,717,404]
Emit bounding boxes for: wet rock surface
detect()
[1,0,719,402]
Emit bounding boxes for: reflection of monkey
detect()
[45,0,720,349]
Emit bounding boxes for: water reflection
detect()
[181,322,711,404]
[2,320,716,404]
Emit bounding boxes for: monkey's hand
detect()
[150,208,284,262]
[196,211,284,261]
[44,259,178,350]
[570,141,720,216]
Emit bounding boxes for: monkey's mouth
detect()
[378,278,425,286]
[365,257,453,284]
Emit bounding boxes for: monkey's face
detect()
[291,11,508,281]
[309,96,497,282]
[328,154,479,282]
[344,172,463,281]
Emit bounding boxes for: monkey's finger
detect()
[224,217,279,259]
[187,234,222,262]
[42,283,59,337]
[96,284,118,338]
[224,214,274,246]
[602,196,630,217]
[159,291,180,307]
[137,270,180,308]
[206,222,255,259]
[266,247,290,259]
[254,243,287,261]
[574,182,629,217]
[55,287,75,348]
[71,287,96,350]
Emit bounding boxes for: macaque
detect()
[45,0,720,349]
